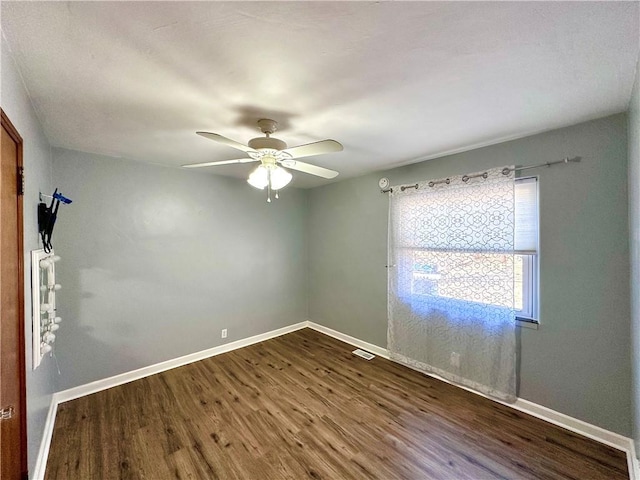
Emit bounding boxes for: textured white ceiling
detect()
[2,2,638,188]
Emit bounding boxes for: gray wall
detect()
[1,35,57,474]
[629,59,640,454]
[309,114,631,436]
[51,149,308,390]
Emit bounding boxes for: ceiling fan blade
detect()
[283,139,343,159]
[280,160,339,179]
[182,158,257,168]
[196,131,256,153]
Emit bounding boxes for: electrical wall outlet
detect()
[450,352,460,368]
[221,328,227,339]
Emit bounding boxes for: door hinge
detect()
[18,166,25,196]
[0,406,14,420]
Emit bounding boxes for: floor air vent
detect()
[352,349,375,360]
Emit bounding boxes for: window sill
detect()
[516,317,539,330]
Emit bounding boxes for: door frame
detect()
[1,108,28,478]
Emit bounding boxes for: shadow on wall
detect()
[53,264,135,391]
[54,244,229,390]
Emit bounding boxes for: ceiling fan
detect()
[183,119,343,202]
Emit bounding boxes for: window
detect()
[406,177,539,321]
[514,177,539,320]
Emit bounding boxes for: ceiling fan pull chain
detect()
[275,190,279,199]
[267,170,272,203]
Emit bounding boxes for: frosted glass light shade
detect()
[247,165,269,189]
[247,165,292,191]
[270,166,292,190]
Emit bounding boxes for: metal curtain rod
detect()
[501,156,581,176]
[380,156,581,193]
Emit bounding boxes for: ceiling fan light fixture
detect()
[247,164,292,191]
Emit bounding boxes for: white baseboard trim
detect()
[632,443,640,480]
[306,321,638,480]
[31,395,59,480]
[511,398,639,480]
[54,321,308,404]
[512,397,631,452]
[306,321,390,360]
[33,320,638,480]
[32,321,308,479]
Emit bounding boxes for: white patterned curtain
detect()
[388,167,516,401]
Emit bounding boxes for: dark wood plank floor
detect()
[45,328,628,479]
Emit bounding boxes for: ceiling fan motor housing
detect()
[248,137,287,151]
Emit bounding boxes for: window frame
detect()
[514,175,539,325]
[515,253,538,323]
